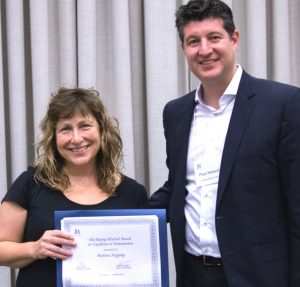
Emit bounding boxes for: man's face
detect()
[182,18,239,86]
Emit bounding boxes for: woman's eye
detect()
[81,124,91,130]
[59,127,71,133]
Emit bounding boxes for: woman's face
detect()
[55,113,101,170]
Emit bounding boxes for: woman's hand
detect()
[33,230,77,260]
[0,202,77,267]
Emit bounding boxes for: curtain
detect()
[0,0,299,286]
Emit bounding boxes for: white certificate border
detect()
[62,216,161,287]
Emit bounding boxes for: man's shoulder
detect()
[165,90,196,108]
[162,91,196,124]
[241,70,299,91]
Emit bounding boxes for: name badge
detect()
[195,162,219,187]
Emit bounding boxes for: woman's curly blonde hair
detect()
[34,87,123,195]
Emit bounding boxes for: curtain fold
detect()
[5,0,27,179]
[272,0,290,82]
[57,0,77,87]
[144,0,180,190]
[1,1,299,286]
[30,0,51,138]
[0,0,7,192]
[77,0,97,87]
[243,0,268,78]
[290,0,300,86]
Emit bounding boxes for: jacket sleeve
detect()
[278,86,300,286]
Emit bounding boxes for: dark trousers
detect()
[183,251,229,287]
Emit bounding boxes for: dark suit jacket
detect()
[150,71,300,287]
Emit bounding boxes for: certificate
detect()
[55,209,169,287]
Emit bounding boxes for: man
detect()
[150,0,300,286]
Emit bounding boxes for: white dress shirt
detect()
[184,65,243,257]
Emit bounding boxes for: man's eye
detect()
[209,35,222,42]
[187,39,198,46]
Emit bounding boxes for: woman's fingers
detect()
[42,230,77,246]
[36,230,77,260]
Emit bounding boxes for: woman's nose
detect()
[70,129,83,143]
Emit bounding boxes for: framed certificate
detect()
[55,209,169,287]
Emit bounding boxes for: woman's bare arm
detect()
[0,201,76,268]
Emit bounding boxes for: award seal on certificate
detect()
[55,209,169,287]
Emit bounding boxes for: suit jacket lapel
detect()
[217,72,257,208]
[174,93,196,198]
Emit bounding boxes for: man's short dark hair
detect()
[175,0,236,42]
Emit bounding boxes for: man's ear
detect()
[232,29,239,49]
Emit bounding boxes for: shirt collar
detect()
[194,64,243,105]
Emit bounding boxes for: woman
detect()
[0,88,148,287]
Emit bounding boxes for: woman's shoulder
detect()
[11,166,36,186]
[119,175,147,192]
[115,175,148,208]
[2,166,39,207]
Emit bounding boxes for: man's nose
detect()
[198,40,212,55]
